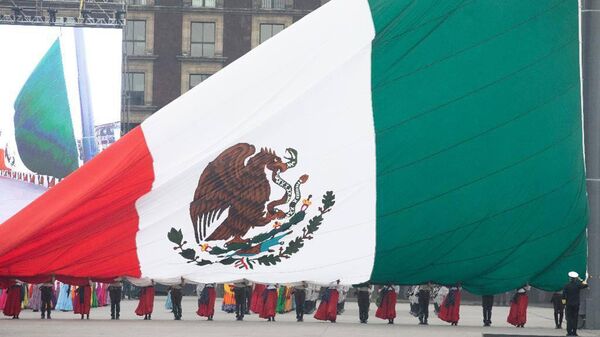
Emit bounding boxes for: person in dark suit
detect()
[482,295,494,326]
[354,282,372,324]
[293,282,307,322]
[234,281,248,321]
[563,271,589,336]
[170,279,184,320]
[40,281,54,319]
[418,282,432,325]
[108,281,123,320]
[551,291,564,329]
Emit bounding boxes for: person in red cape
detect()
[259,284,278,322]
[135,281,155,320]
[507,285,529,328]
[196,283,216,320]
[314,280,340,323]
[375,285,398,324]
[73,281,92,319]
[438,284,461,325]
[250,283,266,314]
[3,281,22,319]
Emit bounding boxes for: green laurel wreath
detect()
[168,191,335,268]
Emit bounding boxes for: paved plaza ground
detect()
[1,297,598,337]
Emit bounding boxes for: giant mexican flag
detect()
[0,0,586,294]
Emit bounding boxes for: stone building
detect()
[123,0,326,130]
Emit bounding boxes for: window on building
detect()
[127,0,147,5]
[259,23,284,44]
[125,73,145,105]
[189,74,211,89]
[191,22,216,57]
[125,20,146,55]
[191,0,216,7]
[261,0,286,9]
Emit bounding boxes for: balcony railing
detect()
[192,0,216,8]
[261,0,286,10]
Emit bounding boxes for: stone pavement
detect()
[1,297,598,337]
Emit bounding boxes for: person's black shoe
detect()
[111,317,115,320]
[41,316,45,319]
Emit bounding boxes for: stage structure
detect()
[0,0,125,27]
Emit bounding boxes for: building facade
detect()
[123,0,326,131]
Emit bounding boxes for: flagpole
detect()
[74,30,98,163]
[581,0,600,329]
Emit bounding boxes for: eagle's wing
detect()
[190,143,255,243]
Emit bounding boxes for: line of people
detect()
[1,271,589,336]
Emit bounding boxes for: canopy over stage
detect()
[0,0,589,296]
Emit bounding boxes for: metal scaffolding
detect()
[0,0,125,27]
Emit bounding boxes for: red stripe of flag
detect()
[0,127,154,279]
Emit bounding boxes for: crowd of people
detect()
[0,272,589,335]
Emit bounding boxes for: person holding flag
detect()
[73,281,92,320]
[259,284,278,322]
[438,284,461,325]
[375,284,398,324]
[135,281,155,320]
[196,283,216,321]
[2,281,22,319]
[315,280,341,323]
[507,285,530,328]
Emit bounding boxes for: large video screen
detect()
[0,25,122,186]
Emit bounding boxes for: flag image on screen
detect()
[0,26,122,222]
[13,38,79,179]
